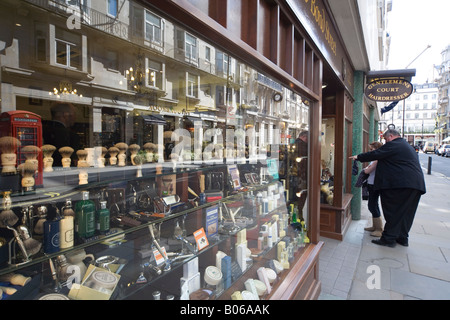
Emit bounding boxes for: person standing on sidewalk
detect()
[350,129,426,247]
[363,141,383,237]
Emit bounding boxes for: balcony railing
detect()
[24,0,129,40]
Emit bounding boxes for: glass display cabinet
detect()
[0,159,311,300]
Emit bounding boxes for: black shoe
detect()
[372,238,396,248]
[396,238,409,247]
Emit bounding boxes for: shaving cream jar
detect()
[204,266,223,286]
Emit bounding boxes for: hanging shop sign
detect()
[364,78,413,102]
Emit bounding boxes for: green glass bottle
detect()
[96,200,110,235]
[75,191,95,239]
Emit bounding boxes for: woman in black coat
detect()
[351,129,426,247]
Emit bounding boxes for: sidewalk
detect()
[318,168,450,300]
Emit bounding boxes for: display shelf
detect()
[0,157,307,301]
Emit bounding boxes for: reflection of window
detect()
[147,60,162,88]
[105,50,118,70]
[55,28,81,69]
[216,51,229,76]
[205,46,211,63]
[107,0,118,17]
[185,33,197,61]
[145,11,162,44]
[187,73,198,97]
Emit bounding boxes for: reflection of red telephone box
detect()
[0,111,43,186]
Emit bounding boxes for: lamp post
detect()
[401,45,431,137]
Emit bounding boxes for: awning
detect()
[142,114,166,125]
[443,137,450,142]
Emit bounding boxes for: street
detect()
[418,152,450,178]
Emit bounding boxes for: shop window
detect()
[0,1,316,299]
[321,118,335,205]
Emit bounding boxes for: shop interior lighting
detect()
[49,80,82,98]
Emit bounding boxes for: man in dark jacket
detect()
[351,129,426,247]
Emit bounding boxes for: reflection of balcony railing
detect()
[24,0,129,40]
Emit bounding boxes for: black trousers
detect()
[379,188,422,243]
[367,184,381,218]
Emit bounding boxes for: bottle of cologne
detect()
[95,200,110,235]
[60,199,74,249]
[43,204,61,254]
[75,191,95,239]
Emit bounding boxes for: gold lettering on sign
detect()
[305,0,337,56]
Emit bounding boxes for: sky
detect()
[387,0,450,84]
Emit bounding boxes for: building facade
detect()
[380,82,439,145]
[436,45,450,143]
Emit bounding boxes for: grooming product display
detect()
[0,136,20,174]
[21,145,40,170]
[43,204,61,254]
[59,147,74,168]
[95,201,110,235]
[41,144,56,172]
[75,191,95,239]
[18,162,37,192]
[128,144,140,165]
[114,143,128,166]
[108,147,119,165]
[143,143,155,162]
[0,191,18,227]
[76,150,89,168]
[60,199,75,249]
[97,147,107,168]
[0,146,303,300]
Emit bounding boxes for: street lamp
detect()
[401,45,431,137]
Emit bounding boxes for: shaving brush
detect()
[0,273,31,286]
[0,136,21,175]
[21,145,40,169]
[59,147,74,168]
[18,162,38,192]
[108,147,119,165]
[0,191,18,228]
[134,154,145,177]
[114,142,128,166]
[129,144,140,165]
[16,213,42,257]
[97,147,107,168]
[76,150,89,185]
[143,143,155,163]
[41,144,56,172]
[76,150,89,168]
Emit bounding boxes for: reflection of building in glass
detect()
[0,0,309,162]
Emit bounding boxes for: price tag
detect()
[193,227,209,251]
[153,247,167,266]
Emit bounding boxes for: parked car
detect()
[423,141,435,153]
[437,144,450,157]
